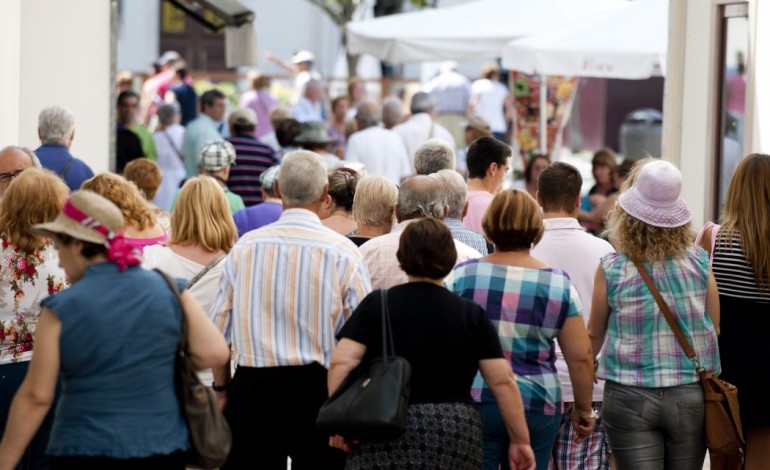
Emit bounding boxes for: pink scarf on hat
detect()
[61,200,142,271]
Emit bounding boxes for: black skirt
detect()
[346,402,483,470]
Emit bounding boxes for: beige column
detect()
[0,0,113,173]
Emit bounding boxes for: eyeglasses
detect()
[0,169,25,183]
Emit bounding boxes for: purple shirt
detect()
[239,90,277,138]
[233,201,283,237]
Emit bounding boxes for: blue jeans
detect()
[602,380,706,470]
[478,402,561,470]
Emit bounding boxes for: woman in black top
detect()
[328,218,535,470]
[698,154,770,470]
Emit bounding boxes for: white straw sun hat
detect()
[617,160,691,228]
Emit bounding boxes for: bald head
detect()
[396,175,447,221]
[0,146,41,196]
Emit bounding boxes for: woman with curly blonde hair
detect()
[81,172,168,252]
[588,160,719,469]
[0,168,69,469]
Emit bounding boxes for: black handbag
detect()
[316,289,412,440]
[156,270,232,469]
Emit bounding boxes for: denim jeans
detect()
[477,402,561,470]
[602,380,706,470]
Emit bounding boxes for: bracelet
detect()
[211,381,230,392]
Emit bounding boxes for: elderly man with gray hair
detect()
[34,105,94,191]
[431,169,489,255]
[210,150,371,470]
[0,146,41,197]
[393,92,456,161]
[414,139,456,175]
[345,100,413,185]
[359,174,481,289]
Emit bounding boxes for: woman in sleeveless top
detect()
[588,160,719,470]
[81,172,169,252]
[698,153,770,470]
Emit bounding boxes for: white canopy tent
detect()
[346,0,625,64]
[501,0,668,79]
[501,0,667,153]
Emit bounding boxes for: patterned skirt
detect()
[345,402,483,470]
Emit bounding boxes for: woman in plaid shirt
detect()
[588,160,720,469]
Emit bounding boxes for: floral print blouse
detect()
[0,240,67,364]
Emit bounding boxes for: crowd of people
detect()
[0,48,767,470]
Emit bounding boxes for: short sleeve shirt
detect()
[598,248,720,387]
[447,260,581,415]
[338,284,503,404]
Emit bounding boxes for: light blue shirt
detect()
[182,113,222,177]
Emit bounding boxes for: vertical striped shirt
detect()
[209,208,372,368]
[597,248,720,388]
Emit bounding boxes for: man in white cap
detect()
[140,50,183,124]
[226,108,279,206]
[264,49,323,106]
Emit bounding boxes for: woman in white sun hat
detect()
[587,160,720,469]
[0,190,229,469]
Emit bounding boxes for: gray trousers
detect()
[602,380,706,470]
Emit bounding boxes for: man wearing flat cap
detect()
[194,140,245,215]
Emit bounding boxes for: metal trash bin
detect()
[619,108,663,159]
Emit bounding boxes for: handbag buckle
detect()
[362,378,371,388]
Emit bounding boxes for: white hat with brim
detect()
[291,50,315,64]
[32,190,124,244]
[617,160,692,228]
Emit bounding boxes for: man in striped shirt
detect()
[226,108,280,206]
[210,150,372,469]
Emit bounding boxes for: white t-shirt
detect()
[392,113,456,161]
[531,217,615,402]
[345,126,413,185]
[471,79,509,133]
[142,245,227,385]
[153,124,187,212]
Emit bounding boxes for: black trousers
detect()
[49,451,185,469]
[221,363,346,470]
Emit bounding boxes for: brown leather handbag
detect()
[633,259,744,470]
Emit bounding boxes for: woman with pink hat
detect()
[0,190,229,469]
[587,160,720,469]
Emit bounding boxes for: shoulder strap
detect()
[154,268,189,352]
[59,157,75,179]
[379,288,395,361]
[631,259,701,367]
[186,254,226,291]
[161,130,185,163]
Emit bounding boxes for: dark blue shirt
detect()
[226,135,279,206]
[34,144,94,191]
[171,83,198,126]
[41,263,189,458]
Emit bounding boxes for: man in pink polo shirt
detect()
[462,136,512,234]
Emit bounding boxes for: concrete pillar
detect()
[0,0,113,173]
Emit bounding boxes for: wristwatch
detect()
[211,381,230,392]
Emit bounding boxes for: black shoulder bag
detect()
[316,289,412,440]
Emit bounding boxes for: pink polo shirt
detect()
[462,190,494,235]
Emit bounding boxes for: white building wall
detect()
[0,0,113,173]
[117,0,160,73]
[663,0,767,227]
